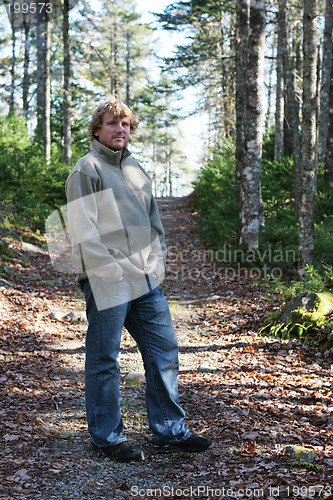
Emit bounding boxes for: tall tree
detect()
[235,0,249,201]
[265,42,274,131]
[156,0,235,148]
[110,2,120,96]
[76,0,152,108]
[22,17,31,118]
[43,14,51,163]
[299,0,318,271]
[125,30,131,106]
[279,0,302,210]
[274,4,284,160]
[324,46,333,187]
[9,9,16,113]
[63,0,72,165]
[36,16,44,138]
[318,0,333,164]
[237,0,266,251]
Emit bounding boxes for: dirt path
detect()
[1,197,332,499]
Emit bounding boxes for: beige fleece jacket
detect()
[65,139,166,284]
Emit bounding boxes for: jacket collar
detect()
[90,139,131,165]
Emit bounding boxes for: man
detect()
[65,96,211,462]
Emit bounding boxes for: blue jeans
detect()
[80,278,190,448]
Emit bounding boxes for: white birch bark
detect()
[299,0,318,271]
[238,0,266,251]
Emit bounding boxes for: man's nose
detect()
[114,121,123,132]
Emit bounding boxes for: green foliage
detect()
[193,141,239,244]
[261,156,294,207]
[0,114,71,230]
[263,264,333,301]
[290,462,322,472]
[193,133,333,278]
[259,320,315,342]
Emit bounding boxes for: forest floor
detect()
[0,197,332,500]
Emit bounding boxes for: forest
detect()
[1,2,333,496]
[0,0,333,282]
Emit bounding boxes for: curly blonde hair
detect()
[88,96,139,142]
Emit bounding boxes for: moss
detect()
[290,292,333,329]
[283,445,319,463]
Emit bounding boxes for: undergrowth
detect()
[193,135,333,279]
[193,135,333,345]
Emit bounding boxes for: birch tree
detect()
[237,0,266,251]
[279,0,302,210]
[318,0,333,164]
[299,0,318,271]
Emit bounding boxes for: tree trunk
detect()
[110,14,119,97]
[265,44,274,131]
[235,0,249,201]
[275,3,284,160]
[36,16,44,138]
[22,19,31,119]
[237,0,266,251]
[324,46,333,187]
[152,132,158,196]
[299,0,318,271]
[217,8,232,141]
[43,15,51,164]
[315,43,321,166]
[318,0,333,164]
[9,11,16,113]
[63,0,72,165]
[126,31,131,106]
[279,0,302,211]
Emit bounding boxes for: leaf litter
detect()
[0,197,332,499]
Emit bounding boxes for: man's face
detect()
[95,111,131,151]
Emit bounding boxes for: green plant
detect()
[193,132,333,282]
[290,461,322,472]
[261,265,333,302]
[259,321,314,341]
[193,141,239,246]
[0,113,72,230]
